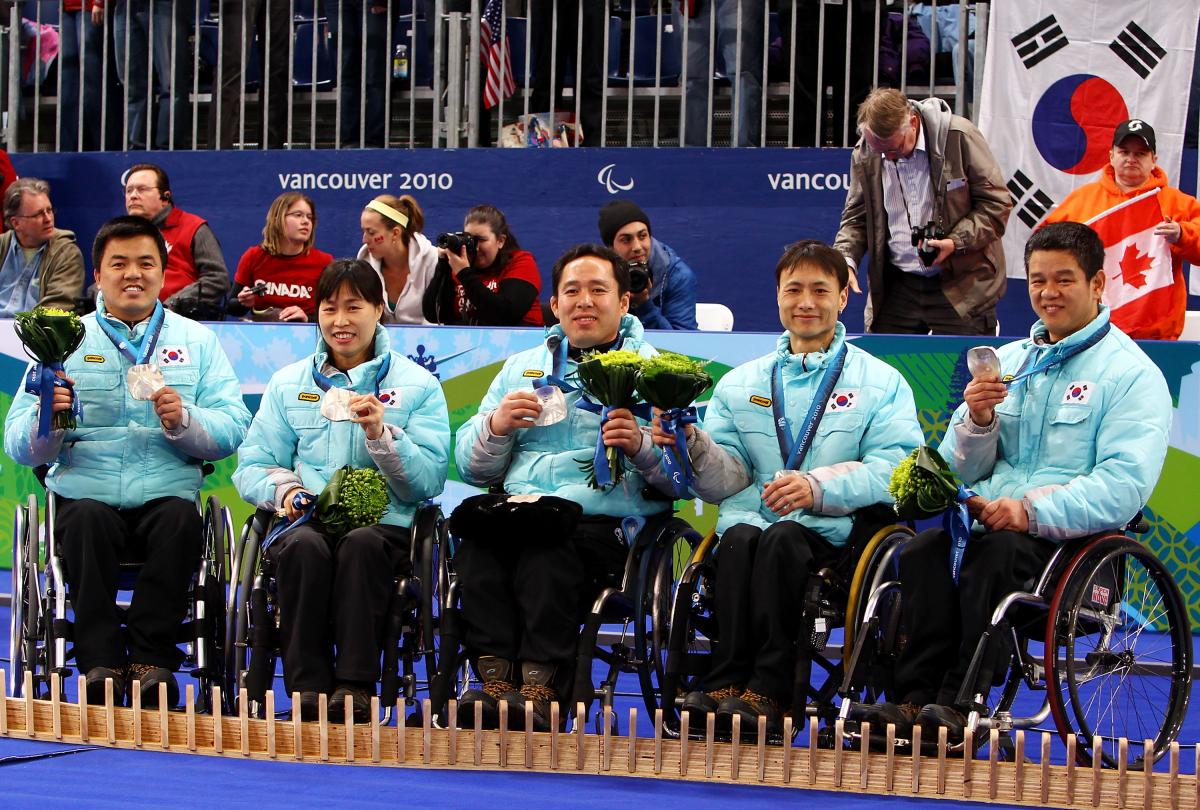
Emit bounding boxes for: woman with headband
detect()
[229,192,334,322]
[356,194,439,325]
[423,204,543,327]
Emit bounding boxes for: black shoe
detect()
[518,661,558,733]
[84,666,127,706]
[127,663,178,709]
[328,684,373,724]
[848,701,922,739]
[917,703,969,744]
[715,689,783,739]
[297,692,322,722]
[456,656,520,730]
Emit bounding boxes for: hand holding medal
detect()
[348,393,385,440]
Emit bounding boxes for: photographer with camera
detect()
[123,163,230,321]
[597,199,697,330]
[228,192,333,322]
[422,204,543,327]
[834,89,1011,335]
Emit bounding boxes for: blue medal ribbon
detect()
[94,301,166,366]
[943,483,978,585]
[574,395,652,488]
[1004,321,1110,388]
[261,490,318,552]
[540,338,578,393]
[311,352,393,397]
[772,342,847,471]
[24,362,82,438]
[659,406,698,498]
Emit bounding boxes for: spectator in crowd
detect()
[123,163,230,319]
[1044,119,1200,341]
[648,240,920,734]
[423,204,543,326]
[228,192,333,322]
[853,222,1171,742]
[339,0,389,148]
[834,88,1011,334]
[111,0,192,150]
[674,0,763,147]
[597,199,697,330]
[214,0,290,149]
[233,259,449,722]
[0,178,85,317]
[356,194,438,325]
[61,1,122,151]
[4,215,251,707]
[452,243,671,730]
[529,0,603,145]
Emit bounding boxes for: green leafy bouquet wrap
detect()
[15,306,86,436]
[316,465,390,536]
[573,349,648,489]
[635,352,713,497]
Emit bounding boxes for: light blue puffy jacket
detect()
[941,307,1171,541]
[233,326,449,528]
[456,314,672,518]
[704,324,923,543]
[4,305,251,507]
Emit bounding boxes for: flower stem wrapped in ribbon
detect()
[15,306,85,437]
[635,351,713,498]
[316,465,391,536]
[573,349,649,489]
[889,444,987,584]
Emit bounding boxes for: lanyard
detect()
[771,343,847,471]
[311,352,392,396]
[95,301,165,365]
[1005,322,1110,388]
[536,335,625,393]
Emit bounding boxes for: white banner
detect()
[978,2,1199,278]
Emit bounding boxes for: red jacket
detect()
[1044,164,1200,340]
[158,206,207,302]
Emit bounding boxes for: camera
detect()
[628,260,652,295]
[910,220,947,267]
[437,231,478,264]
[252,281,268,296]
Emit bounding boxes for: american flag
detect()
[481,0,516,109]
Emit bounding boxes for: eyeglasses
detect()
[124,185,158,197]
[286,211,315,221]
[12,207,53,220]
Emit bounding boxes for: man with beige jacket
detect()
[0,177,85,316]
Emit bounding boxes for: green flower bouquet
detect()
[15,306,85,436]
[317,465,390,536]
[636,352,713,497]
[574,349,648,489]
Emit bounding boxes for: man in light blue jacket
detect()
[856,222,1172,742]
[4,216,251,708]
[453,243,673,732]
[649,240,921,736]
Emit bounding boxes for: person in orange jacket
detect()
[1044,119,1200,340]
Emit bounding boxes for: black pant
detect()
[704,521,838,705]
[870,264,998,336]
[529,0,603,145]
[893,528,1056,707]
[56,496,202,673]
[214,0,292,149]
[454,515,627,675]
[269,521,411,694]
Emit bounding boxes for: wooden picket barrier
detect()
[0,670,1193,808]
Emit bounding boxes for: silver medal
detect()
[127,363,165,400]
[320,387,354,421]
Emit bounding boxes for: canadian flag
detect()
[1085,188,1173,337]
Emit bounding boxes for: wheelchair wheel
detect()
[194,496,229,711]
[840,524,913,705]
[634,519,702,725]
[660,531,718,735]
[1045,535,1192,767]
[225,510,273,712]
[9,495,41,698]
[413,505,443,692]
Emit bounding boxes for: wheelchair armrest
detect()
[1125,510,1149,535]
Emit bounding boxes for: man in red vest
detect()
[123,163,229,319]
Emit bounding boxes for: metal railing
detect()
[0,0,987,152]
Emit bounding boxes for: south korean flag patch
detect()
[377,388,402,408]
[826,389,858,412]
[1062,381,1094,405]
[159,346,189,366]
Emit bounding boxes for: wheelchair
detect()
[843,516,1192,768]
[662,505,915,739]
[427,509,702,733]
[224,503,446,720]
[8,488,231,711]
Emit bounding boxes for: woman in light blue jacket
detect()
[233,259,450,724]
